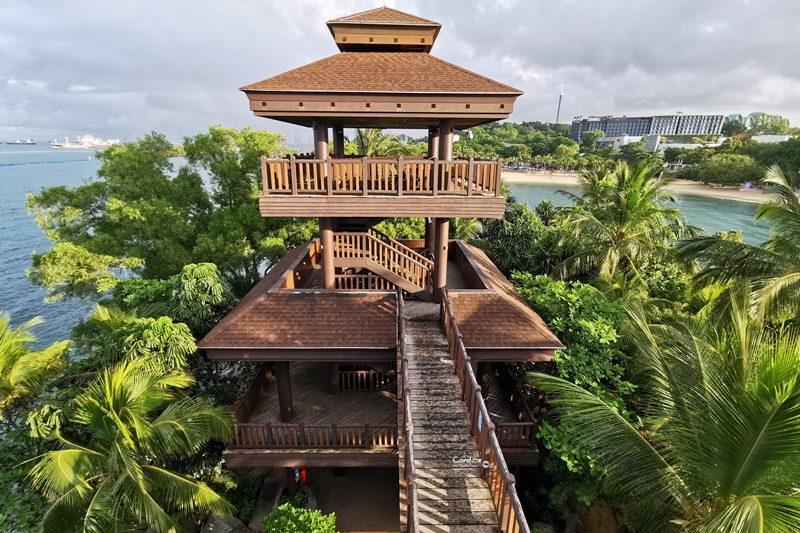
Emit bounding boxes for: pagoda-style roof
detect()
[241,53,520,95]
[327,6,439,26]
[326,7,441,53]
[241,6,522,128]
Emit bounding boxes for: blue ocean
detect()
[0,145,774,347]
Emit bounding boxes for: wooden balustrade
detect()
[440,290,531,533]
[495,422,537,448]
[339,369,394,391]
[261,156,502,197]
[333,232,431,291]
[369,227,434,270]
[398,293,420,532]
[232,422,397,450]
[335,273,396,291]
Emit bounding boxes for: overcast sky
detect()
[1,0,798,147]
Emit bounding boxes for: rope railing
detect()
[440,290,531,533]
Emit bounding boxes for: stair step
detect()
[416,487,494,501]
[416,498,498,513]
[415,476,490,490]
[419,511,498,526]
[418,525,498,533]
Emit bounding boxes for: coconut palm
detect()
[28,358,236,532]
[0,314,68,418]
[449,217,483,241]
[555,160,696,280]
[349,128,406,156]
[528,286,800,532]
[678,165,800,320]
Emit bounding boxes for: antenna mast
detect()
[555,79,565,124]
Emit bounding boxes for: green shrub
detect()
[262,504,336,533]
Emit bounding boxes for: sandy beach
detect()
[502,170,770,204]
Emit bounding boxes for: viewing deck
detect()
[259,156,507,218]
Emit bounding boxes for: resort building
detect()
[199,6,562,532]
[570,113,724,140]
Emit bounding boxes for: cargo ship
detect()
[51,135,120,149]
[5,139,36,145]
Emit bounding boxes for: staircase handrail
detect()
[336,232,433,272]
[369,227,434,269]
[398,292,420,532]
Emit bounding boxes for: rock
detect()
[202,516,247,533]
[530,522,557,533]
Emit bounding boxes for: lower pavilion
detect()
[199,7,563,532]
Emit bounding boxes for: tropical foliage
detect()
[28,359,236,533]
[679,165,800,320]
[555,161,695,280]
[0,315,68,418]
[262,503,337,533]
[529,289,800,532]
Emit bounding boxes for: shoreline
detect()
[501,170,769,204]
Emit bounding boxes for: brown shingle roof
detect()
[449,244,563,350]
[241,52,522,94]
[327,7,439,26]
[199,292,397,349]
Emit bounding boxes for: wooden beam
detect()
[321,217,336,289]
[223,450,399,468]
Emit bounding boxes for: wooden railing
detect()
[261,156,502,197]
[339,369,394,391]
[495,422,537,449]
[441,290,531,533]
[369,228,434,270]
[232,422,397,450]
[333,232,431,292]
[398,292,420,532]
[335,273,396,291]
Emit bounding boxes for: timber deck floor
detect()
[248,362,397,427]
[403,303,499,533]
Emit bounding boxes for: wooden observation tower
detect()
[200,7,562,532]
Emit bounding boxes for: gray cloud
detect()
[0,0,798,145]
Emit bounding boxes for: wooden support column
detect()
[320,217,336,289]
[275,361,294,423]
[313,118,329,160]
[427,126,440,158]
[439,119,454,162]
[434,217,450,302]
[477,362,493,400]
[328,362,339,396]
[424,217,435,257]
[333,126,345,158]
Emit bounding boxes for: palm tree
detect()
[349,128,406,156]
[678,165,800,320]
[449,217,483,241]
[28,358,236,532]
[555,161,696,280]
[529,288,800,532]
[0,314,68,418]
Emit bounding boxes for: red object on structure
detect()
[300,468,307,484]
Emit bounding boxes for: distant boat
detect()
[5,139,36,145]
[51,135,120,149]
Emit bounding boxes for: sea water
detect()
[0,146,775,346]
[508,183,772,245]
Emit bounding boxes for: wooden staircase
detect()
[402,304,499,532]
[333,229,434,300]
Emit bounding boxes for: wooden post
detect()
[434,217,449,302]
[289,155,297,195]
[477,361,492,400]
[397,156,404,197]
[424,218,435,257]
[333,126,345,158]
[313,118,329,160]
[439,119,454,162]
[260,156,269,195]
[275,362,294,423]
[428,126,440,159]
[467,157,475,197]
[321,218,336,289]
[328,362,339,396]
